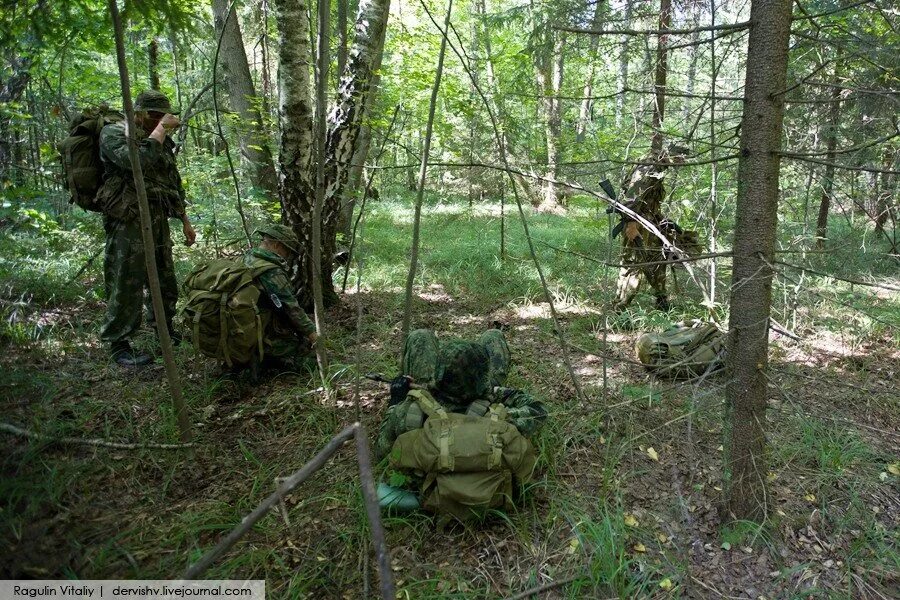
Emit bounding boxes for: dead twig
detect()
[504,575,583,600]
[1,422,193,450]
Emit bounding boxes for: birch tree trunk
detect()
[321,0,392,305]
[724,0,793,522]
[531,5,565,213]
[575,0,605,143]
[213,0,278,195]
[273,0,316,307]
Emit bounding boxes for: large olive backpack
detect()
[59,107,122,213]
[635,321,726,379]
[179,257,279,366]
[389,389,537,522]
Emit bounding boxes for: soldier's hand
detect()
[389,375,413,407]
[182,221,196,247]
[160,113,181,133]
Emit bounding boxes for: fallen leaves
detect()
[624,513,639,527]
[658,577,674,591]
[646,447,659,462]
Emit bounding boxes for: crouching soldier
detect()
[180,224,317,373]
[375,328,546,522]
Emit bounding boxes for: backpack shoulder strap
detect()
[408,389,447,419]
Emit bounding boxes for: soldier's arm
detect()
[258,269,316,337]
[374,402,407,462]
[494,388,547,436]
[100,124,166,171]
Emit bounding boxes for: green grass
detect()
[1,185,898,596]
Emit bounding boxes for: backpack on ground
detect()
[635,320,726,379]
[389,389,537,522]
[59,106,123,213]
[179,257,279,367]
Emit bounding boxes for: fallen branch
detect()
[1,422,193,450]
[504,575,582,600]
[182,424,395,599]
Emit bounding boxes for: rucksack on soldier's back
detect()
[179,257,279,367]
[58,106,122,213]
[389,389,537,522]
[635,320,726,379]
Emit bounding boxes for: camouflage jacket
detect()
[97,122,186,221]
[243,248,316,337]
[375,386,547,461]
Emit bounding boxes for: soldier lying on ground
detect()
[374,329,547,521]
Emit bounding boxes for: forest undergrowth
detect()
[1,190,898,599]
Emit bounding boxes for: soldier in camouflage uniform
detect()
[375,329,546,460]
[244,224,318,364]
[97,90,196,366]
[613,146,690,311]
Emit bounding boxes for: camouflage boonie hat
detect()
[257,224,300,254]
[434,340,491,402]
[134,90,179,114]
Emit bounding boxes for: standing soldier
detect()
[612,146,690,311]
[97,90,196,366]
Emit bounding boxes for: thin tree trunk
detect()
[615,0,632,128]
[651,0,672,155]
[576,0,605,143]
[874,146,893,238]
[311,0,331,378]
[814,57,842,249]
[724,0,793,522]
[682,2,701,124]
[273,0,316,307]
[401,0,453,340]
[709,0,718,307]
[107,0,192,443]
[531,10,565,212]
[148,38,161,90]
[336,0,348,78]
[213,0,278,194]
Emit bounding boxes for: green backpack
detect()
[635,321,726,379]
[59,106,122,213]
[389,389,537,522]
[179,257,279,367]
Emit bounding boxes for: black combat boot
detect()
[111,341,152,367]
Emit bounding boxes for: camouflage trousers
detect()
[402,328,510,389]
[614,223,668,310]
[100,212,178,345]
[263,316,314,363]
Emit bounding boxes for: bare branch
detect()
[557,21,750,37]
[1,423,193,450]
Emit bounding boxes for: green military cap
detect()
[257,223,300,254]
[434,340,491,402]
[134,90,179,114]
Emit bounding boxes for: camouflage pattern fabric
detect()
[614,165,669,310]
[243,248,316,359]
[375,329,546,460]
[100,210,178,345]
[96,122,186,221]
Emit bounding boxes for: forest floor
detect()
[1,191,898,599]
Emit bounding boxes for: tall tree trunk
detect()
[213,0,278,195]
[615,0,632,128]
[814,59,842,249]
[874,145,894,238]
[651,0,672,155]
[321,0,392,304]
[336,0,349,78]
[0,56,31,183]
[541,32,565,210]
[576,0,605,143]
[682,2,701,125]
[337,6,390,240]
[273,0,316,308]
[148,38,161,90]
[724,0,792,522]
